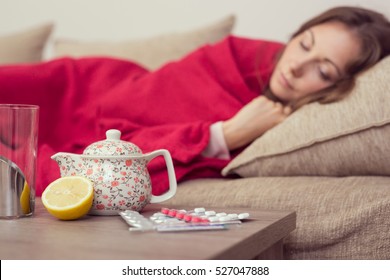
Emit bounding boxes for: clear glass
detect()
[0,104,39,218]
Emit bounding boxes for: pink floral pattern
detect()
[54,154,152,213]
[53,131,152,214]
[84,138,142,156]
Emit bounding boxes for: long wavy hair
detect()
[262,6,390,110]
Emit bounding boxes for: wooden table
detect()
[0,198,296,260]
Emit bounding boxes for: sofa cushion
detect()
[167,177,390,259]
[0,23,53,64]
[53,15,235,70]
[222,56,390,177]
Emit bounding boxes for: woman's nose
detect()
[289,60,304,77]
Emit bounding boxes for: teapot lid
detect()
[83,129,142,156]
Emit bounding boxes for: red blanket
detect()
[0,36,283,196]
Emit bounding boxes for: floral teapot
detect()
[51,129,177,215]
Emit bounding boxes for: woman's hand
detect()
[222,96,291,151]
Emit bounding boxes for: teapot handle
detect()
[142,149,177,203]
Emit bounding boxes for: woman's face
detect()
[269,21,361,103]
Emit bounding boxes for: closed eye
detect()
[319,70,331,81]
[300,41,310,51]
[299,30,313,51]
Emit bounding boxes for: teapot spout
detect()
[51,152,83,177]
[51,152,81,162]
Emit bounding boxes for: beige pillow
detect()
[222,56,390,177]
[54,15,235,70]
[0,23,53,64]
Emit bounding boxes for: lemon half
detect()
[20,181,31,214]
[42,176,94,220]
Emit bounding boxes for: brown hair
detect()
[266,6,390,109]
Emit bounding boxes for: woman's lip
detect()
[279,73,293,90]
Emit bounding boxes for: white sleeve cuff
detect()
[202,121,231,160]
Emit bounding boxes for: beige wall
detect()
[1,0,389,43]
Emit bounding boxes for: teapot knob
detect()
[106,129,121,140]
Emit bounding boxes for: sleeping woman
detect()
[1,6,389,196]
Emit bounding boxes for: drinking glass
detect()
[0,104,39,218]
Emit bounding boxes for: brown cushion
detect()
[53,15,235,70]
[0,23,53,64]
[222,56,390,177]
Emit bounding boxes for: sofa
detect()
[1,15,389,260]
[167,52,390,259]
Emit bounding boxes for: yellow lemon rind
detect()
[44,199,93,220]
[42,176,94,220]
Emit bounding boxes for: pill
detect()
[216,212,227,217]
[164,219,182,224]
[191,216,203,223]
[238,213,250,219]
[168,209,177,217]
[205,211,216,216]
[218,216,231,222]
[208,216,220,222]
[184,214,193,222]
[161,208,170,214]
[194,207,206,213]
[175,212,186,219]
[228,214,238,219]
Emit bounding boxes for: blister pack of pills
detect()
[119,207,250,232]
